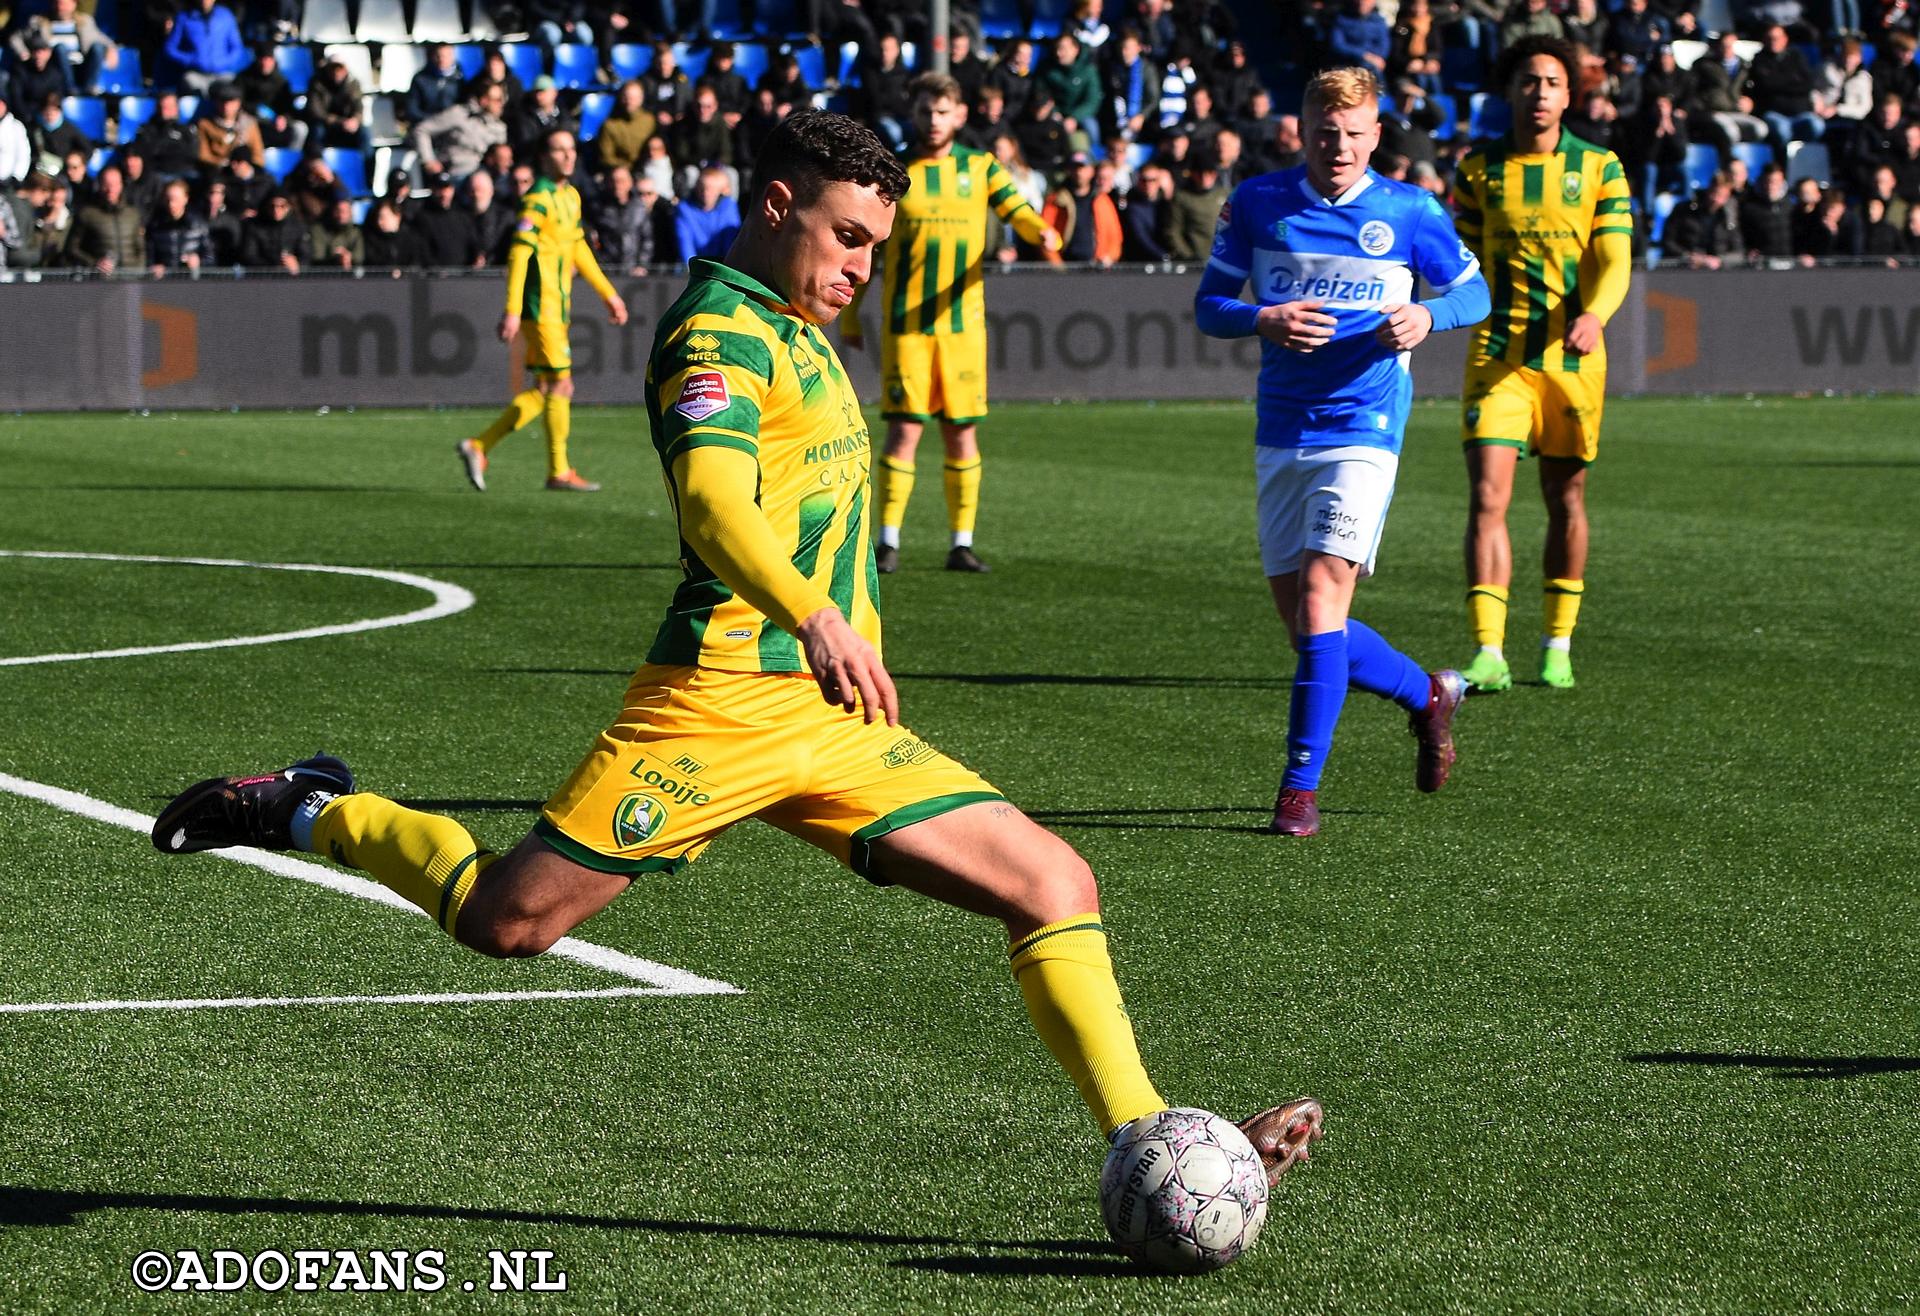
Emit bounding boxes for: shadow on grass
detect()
[0,1186,1121,1263]
[1624,1051,1920,1080]
[49,484,416,495]
[399,563,678,572]
[893,1254,1140,1277]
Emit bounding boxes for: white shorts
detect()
[1254,444,1400,578]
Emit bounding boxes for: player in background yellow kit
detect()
[843,73,1059,574]
[1452,36,1633,691]
[457,128,629,494]
[150,112,1323,1187]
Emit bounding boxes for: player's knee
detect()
[552,377,576,398]
[1017,834,1099,921]
[1469,477,1512,516]
[462,912,561,959]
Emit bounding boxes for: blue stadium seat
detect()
[677,43,712,81]
[1786,139,1830,186]
[1441,44,1484,94]
[610,43,650,82]
[263,146,303,180]
[1429,91,1457,142]
[1732,140,1771,180]
[728,42,766,87]
[324,146,370,196]
[979,0,1024,39]
[116,95,156,144]
[96,47,143,95]
[454,44,489,79]
[577,91,614,139]
[501,43,545,87]
[553,43,600,90]
[276,44,315,93]
[1683,142,1719,193]
[836,40,860,87]
[711,0,751,39]
[791,44,827,90]
[64,96,108,144]
[1468,92,1509,140]
[178,94,200,121]
[1648,190,1678,245]
[88,146,111,175]
[1126,142,1152,169]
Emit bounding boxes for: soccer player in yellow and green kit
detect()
[148,112,1324,1196]
[843,73,1059,574]
[457,127,628,494]
[1451,36,1633,691]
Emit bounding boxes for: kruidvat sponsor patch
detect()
[673,371,730,422]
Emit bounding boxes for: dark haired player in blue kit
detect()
[1195,67,1492,838]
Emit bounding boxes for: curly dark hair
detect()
[1493,35,1581,95]
[747,111,911,209]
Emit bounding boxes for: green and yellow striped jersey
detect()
[875,145,1050,337]
[645,259,879,673]
[1451,130,1634,372]
[506,176,614,327]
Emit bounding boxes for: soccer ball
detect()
[1099,1107,1269,1273]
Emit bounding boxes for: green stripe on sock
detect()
[1009,920,1107,960]
[437,850,484,933]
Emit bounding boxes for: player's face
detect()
[1302,102,1380,196]
[1509,54,1570,135]
[763,179,895,325]
[543,132,578,180]
[914,94,965,151]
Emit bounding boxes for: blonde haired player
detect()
[843,72,1059,574]
[151,112,1323,1190]
[1452,36,1633,690]
[457,127,629,494]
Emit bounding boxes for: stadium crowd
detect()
[5,0,1920,273]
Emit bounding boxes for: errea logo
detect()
[687,332,720,351]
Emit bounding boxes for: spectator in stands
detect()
[988,38,1038,122]
[951,29,993,107]
[1562,0,1610,61]
[199,176,241,262]
[361,197,422,271]
[1900,203,1920,255]
[1098,140,1130,193]
[463,48,526,107]
[639,133,677,196]
[308,193,364,268]
[758,51,814,112]
[197,84,264,172]
[641,43,692,127]
[1174,81,1223,151]
[1333,0,1394,71]
[287,155,343,223]
[0,191,19,270]
[0,93,29,185]
[223,145,272,215]
[32,93,94,170]
[306,57,373,155]
[253,0,303,45]
[1101,28,1160,141]
[1133,0,1177,59]
[527,0,594,62]
[121,148,162,218]
[1070,0,1112,48]
[11,0,120,98]
[411,82,511,183]
[407,45,465,128]
[1042,33,1103,144]
[147,177,212,273]
[597,80,658,171]
[1119,158,1171,259]
[1628,91,1692,193]
[991,135,1047,257]
[1688,30,1771,160]
[672,163,738,262]
[1669,171,1744,266]
[1742,161,1796,258]
[1165,144,1226,259]
[28,174,74,266]
[513,76,576,161]
[1015,85,1072,174]
[59,147,95,207]
[1859,194,1900,257]
[1388,0,1446,96]
[133,92,200,179]
[480,141,517,193]
[1566,87,1622,147]
[168,0,250,96]
[857,33,916,149]
[238,46,307,151]
[411,174,482,266]
[1642,44,1689,111]
[240,188,304,269]
[1871,31,1919,106]
[1211,124,1244,185]
[1043,151,1121,264]
[1877,150,1917,219]
[1213,40,1263,115]
[66,161,144,273]
[1795,185,1858,256]
[1604,0,1666,64]
[735,86,786,166]
[670,82,734,188]
[12,34,75,112]
[659,0,720,46]
[1817,38,1874,157]
[704,43,751,126]
[963,84,1014,149]
[589,163,658,273]
[1744,24,1823,155]
[465,167,514,263]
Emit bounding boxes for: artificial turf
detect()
[0,398,1915,1313]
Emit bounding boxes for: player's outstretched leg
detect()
[1539,458,1588,690]
[1461,583,1512,692]
[541,380,600,492]
[152,754,357,856]
[465,389,544,487]
[875,421,922,574]
[455,439,488,492]
[1237,1098,1327,1187]
[1340,620,1465,794]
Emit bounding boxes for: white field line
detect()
[0,771,744,1004]
[0,550,476,666]
[0,988,682,1015]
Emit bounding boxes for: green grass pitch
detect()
[0,397,1915,1313]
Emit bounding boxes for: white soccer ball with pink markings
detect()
[1099,1106,1269,1273]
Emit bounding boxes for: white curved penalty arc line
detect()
[0,550,477,666]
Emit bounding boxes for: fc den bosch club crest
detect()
[1562,172,1583,202]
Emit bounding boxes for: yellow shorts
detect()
[882,331,987,425]
[535,664,1003,882]
[522,320,572,375]
[1461,355,1606,464]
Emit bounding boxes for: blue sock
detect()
[1283,629,1349,791]
[1346,619,1431,712]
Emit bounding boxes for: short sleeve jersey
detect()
[509,176,589,327]
[645,259,880,674]
[880,145,1047,338]
[1207,165,1481,453]
[1450,130,1634,372]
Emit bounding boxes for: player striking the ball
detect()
[1195,67,1490,838]
[151,113,1322,1188]
[842,72,1059,575]
[457,126,628,495]
[1451,36,1633,691]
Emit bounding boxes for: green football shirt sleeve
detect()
[652,312,777,465]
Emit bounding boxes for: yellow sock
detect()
[1010,916,1166,1136]
[1467,582,1510,650]
[544,393,572,478]
[473,389,543,453]
[1544,577,1585,641]
[944,456,982,537]
[876,454,915,535]
[311,795,494,938]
